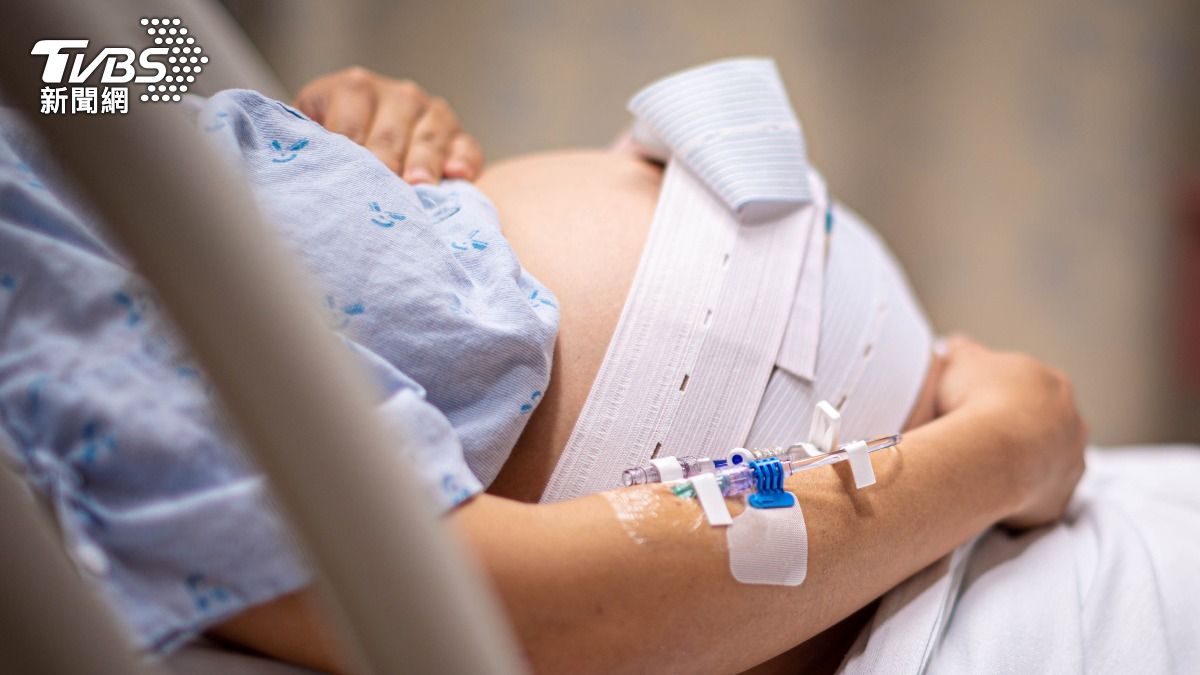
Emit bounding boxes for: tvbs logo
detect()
[34,39,171,85]
[33,17,207,113]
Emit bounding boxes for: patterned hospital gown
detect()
[0,91,558,651]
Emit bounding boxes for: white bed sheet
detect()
[841,444,1200,675]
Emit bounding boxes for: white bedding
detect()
[841,445,1200,675]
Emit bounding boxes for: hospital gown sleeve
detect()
[0,110,482,653]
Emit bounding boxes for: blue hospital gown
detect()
[0,92,558,651]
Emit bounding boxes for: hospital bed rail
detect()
[0,1,526,673]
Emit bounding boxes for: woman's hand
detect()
[294,66,483,183]
[936,335,1087,530]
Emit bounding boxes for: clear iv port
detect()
[622,466,658,486]
[622,457,719,486]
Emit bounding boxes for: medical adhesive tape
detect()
[691,473,732,526]
[727,497,808,586]
[843,439,876,489]
[650,456,685,482]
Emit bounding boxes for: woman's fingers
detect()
[402,97,458,184]
[293,77,331,123]
[444,133,484,180]
[294,67,484,183]
[294,67,384,147]
[363,82,427,175]
[320,72,376,144]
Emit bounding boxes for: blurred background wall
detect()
[222,0,1200,444]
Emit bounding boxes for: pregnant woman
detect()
[3,64,1193,675]
[200,68,1086,672]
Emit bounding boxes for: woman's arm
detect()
[212,337,1086,673]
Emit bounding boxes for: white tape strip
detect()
[775,171,830,381]
[843,439,876,489]
[691,473,732,526]
[727,500,808,585]
[650,456,684,482]
[808,400,841,453]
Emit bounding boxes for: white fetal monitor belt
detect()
[541,161,828,502]
[542,58,932,502]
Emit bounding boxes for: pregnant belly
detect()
[477,149,938,674]
[477,150,940,503]
[478,150,662,502]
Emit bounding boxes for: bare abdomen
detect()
[478,150,662,501]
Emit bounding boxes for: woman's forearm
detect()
[211,339,1084,675]
[210,405,1019,673]
[452,404,1022,674]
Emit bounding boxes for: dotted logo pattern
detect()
[138,17,208,103]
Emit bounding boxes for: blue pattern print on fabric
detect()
[0,90,558,652]
[441,473,474,506]
[113,290,146,326]
[67,420,118,466]
[174,362,215,399]
[519,390,543,414]
[269,138,309,163]
[528,288,556,310]
[203,111,230,133]
[415,186,462,222]
[325,294,367,328]
[184,574,232,613]
[367,201,406,228]
[450,229,488,251]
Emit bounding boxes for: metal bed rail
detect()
[0,2,525,673]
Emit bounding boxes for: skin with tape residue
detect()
[604,480,814,586]
[601,484,735,549]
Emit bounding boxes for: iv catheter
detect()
[726,432,903,466]
[621,434,902,488]
[670,434,902,499]
[620,457,727,487]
